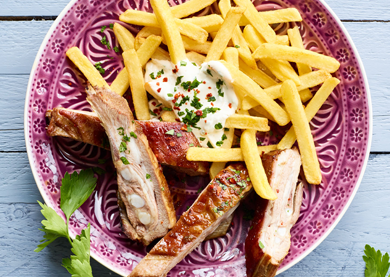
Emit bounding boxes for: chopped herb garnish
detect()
[149,109,157,116]
[130,132,137,138]
[176,133,183,137]
[247,177,251,182]
[113,46,120,53]
[269,130,274,136]
[175,95,190,107]
[119,141,127,152]
[257,141,263,146]
[207,141,214,148]
[208,96,216,102]
[192,62,197,66]
[190,78,201,90]
[180,61,187,66]
[216,141,223,147]
[175,76,184,85]
[224,128,230,131]
[120,156,130,165]
[189,143,194,147]
[206,69,213,77]
[123,135,130,142]
[187,206,191,211]
[161,187,165,191]
[94,62,105,74]
[146,173,151,179]
[165,129,175,135]
[157,69,164,78]
[178,111,185,116]
[216,79,225,97]
[109,23,114,29]
[215,123,223,130]
[117,127,125,136]
[222,134,227,141]
[259,241,265,249]
[101,35,111,50]
[235,45,240,48]
[149,72,156,79]
[187,126,193,132]
[162,107,173,111]
[167,93,174,97]
[190,92,203,109]
[199,137,206,141]
[101,25,107,33]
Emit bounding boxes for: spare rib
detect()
[245,148,303,277]
[129,163,253,277]
[46,108,209,176]
[86,85,176,245]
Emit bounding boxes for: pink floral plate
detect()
[24,0,372,276]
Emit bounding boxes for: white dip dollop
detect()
[144,59,238,148]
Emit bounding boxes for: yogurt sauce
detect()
[144,59,238,148]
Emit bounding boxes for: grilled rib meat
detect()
[245,148,303,277]
[129,163,252,277]
[46,108,209,175]
[86,86,176,245]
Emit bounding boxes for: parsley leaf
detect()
[175,76,184,85]
[62,224,93,277]
[35,201,68,252]
[60,169,97,221]
[363,245,390,277]
[180,60,187,66]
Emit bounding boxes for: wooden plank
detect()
[0,130,26,152]
[0,21,53,75]
[0,0,389,20]
[0,0,69,17]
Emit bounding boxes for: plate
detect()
[24,0,372,275]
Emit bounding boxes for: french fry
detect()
[161,110,177,122]
[110,68,129,96]
[275,35,289,46]
[136,35,163,66]
[181,36,212,55]
[66,47,109,88]
[123,49,150,120]
[261,58,301,85]
[186,51,206,65]
[299,88,313,103]
[223,47,239,68]
[243,24,265,52]
[241,129,277,199]
[281,80,321,185]
[241,70,332,110]
[150,0,186,64]
[113,23,135,51]
[205,7,245,62]
[136,37,170,60]
[209,162,227,179]
[253,43,340,73]
[182,14,223,33]
[170,0,217,18]
[136,26,162,42]
[278,78,340,149]
[233,0,276,43]
[120,10,208,43]
[219,0,257,69]
[288,26,311,75]
[239,59,277,88]
[250,106,275,122]
[225,114,270,131]
[187,144,278,162]
[220,60,290,126]
[239,8,302,25]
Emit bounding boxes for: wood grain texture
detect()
[1,0,390,20]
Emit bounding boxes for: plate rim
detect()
[23,0,373,276]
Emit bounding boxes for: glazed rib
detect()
[245,148,303,277]
[129,163,253,277]
[46,108,209,175]
[86,85,176,245]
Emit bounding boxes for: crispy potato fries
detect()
[66,0,340,197]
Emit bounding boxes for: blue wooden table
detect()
[1,0,389,276]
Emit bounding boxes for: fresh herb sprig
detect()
[35,169,97,277]
[363,245,390,277]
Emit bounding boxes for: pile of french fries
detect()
[65,0,340,200]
